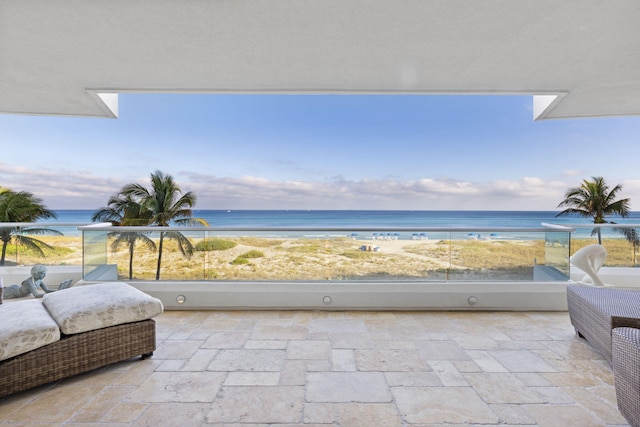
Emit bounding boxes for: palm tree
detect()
[92,193,157,280]
[122,170,208,280]
[556,176,637,245]
[0,189,60,265]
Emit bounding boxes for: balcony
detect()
[1,222,637,425]
[69,222,577,310]
[2,223,638,310]
[4,221,640,310]
[0,309,629,425]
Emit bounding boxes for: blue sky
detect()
[1,94,640,210]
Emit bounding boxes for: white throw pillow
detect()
[0,300,60,361]
[43,282,163,335]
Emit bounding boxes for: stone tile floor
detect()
[0,310,631,426]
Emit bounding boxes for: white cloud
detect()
[185,173,569,210]
[0,163,587,211]
[620,179,640,210]
[563,169,583,177]
[0,162,129,208]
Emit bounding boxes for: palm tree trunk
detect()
[0,241,6,266]
[128,244,134,280]
[156,232,164,280]
[597,228,602,245]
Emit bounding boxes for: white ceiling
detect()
[2,0,640,120]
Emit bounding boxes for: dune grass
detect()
[194,238,237,251]
[6,234,639,281]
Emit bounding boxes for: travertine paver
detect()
[306,372,393,403]
[332,349,357,371]
[205,386,304,423]
[224,371,280,386]
[392,387,499,424]
[524,404,613,427]
[354,348,432,371]
[304,402,402,426]
[0,310,631,426]
[128,371,226,402]
[206,348,285,371]
[201,332,250,348]
[286,340,331,359]
[416,339,470,360]
[464,372,547,404]
[489,349,557,372]
[3,384,104,423]
[131,402,210,427]
[385,371,442,387]
[466,349,510,372]
[428,360,469,386]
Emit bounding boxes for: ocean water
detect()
[45,210,640,240]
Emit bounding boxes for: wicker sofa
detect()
[566,285,640,364]
[0,282,163,399]
[567,285,640,427]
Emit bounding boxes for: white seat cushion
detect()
[43,282,163,335]
[0,300,61,361]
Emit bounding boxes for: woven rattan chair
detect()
[567,285,640,364]
[612,327,640,427]
[0,320,155,398]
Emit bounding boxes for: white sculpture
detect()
[570,244,608,286]
[3,265,73,299]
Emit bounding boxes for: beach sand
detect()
[6,235,637,281]
[9,235,540,281]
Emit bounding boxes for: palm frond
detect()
[613,226,640,246]
[19,227,64,236]
[12,235,55,258]
[163,230,194,258]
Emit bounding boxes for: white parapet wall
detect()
[74,263,640,311]
[61,264,640,311]
[111,281,571,311]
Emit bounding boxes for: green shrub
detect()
[236,237,282,247]
[195,238,237,251]
[239,250,264,259]
[341,250,374,259]
[230,249,264,266]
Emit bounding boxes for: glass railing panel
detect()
[567,224,640,268]
[447,230,547,281]
[83,228,110,280]
[0,223,85,267]
[0,225,19,266]
[77,225,574,282]
[319,230,451,281]
[157,229,208,281]
[93,229,210,281]
[543,230,571,279]
[198,231,356,281]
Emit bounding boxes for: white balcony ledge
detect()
[114,280,571,311]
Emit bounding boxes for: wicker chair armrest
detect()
[612,327,640,427]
